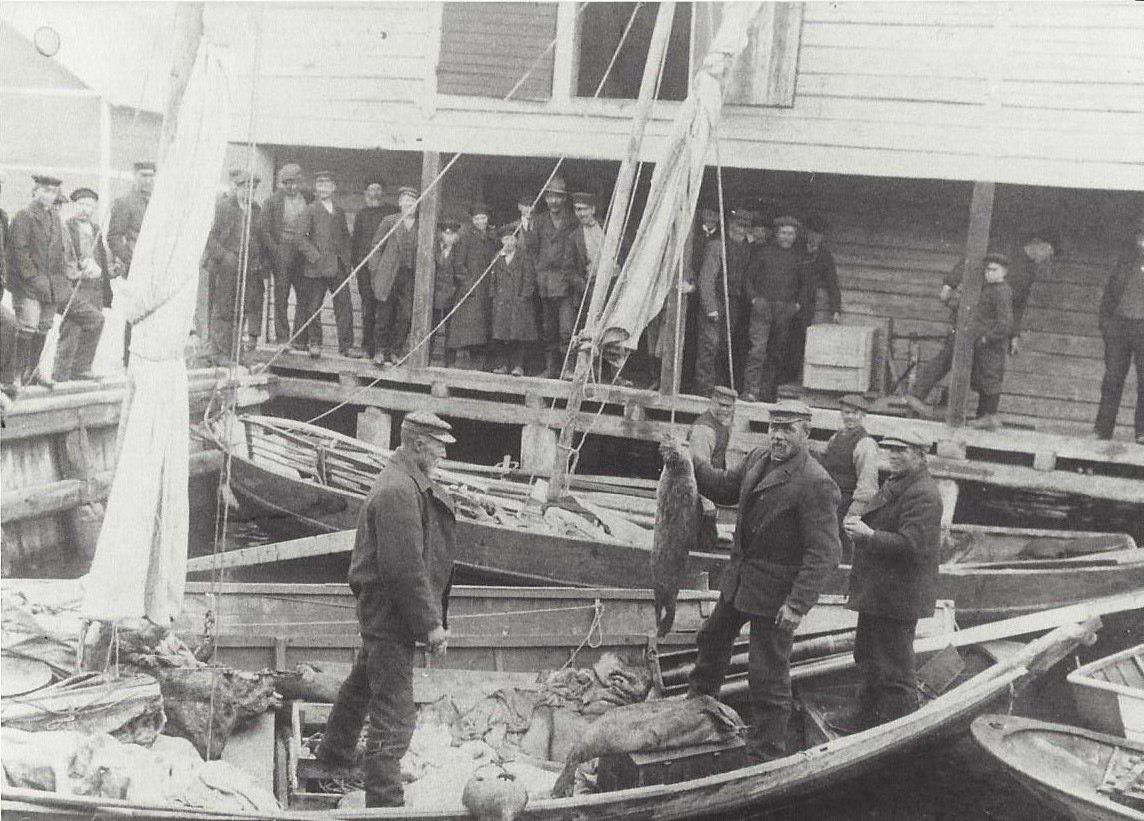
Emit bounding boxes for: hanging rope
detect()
[714,134,735,393]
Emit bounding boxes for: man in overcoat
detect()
[351,177,398,359]
[317,412,457,807]
[488,222,538,376]
[446,202,496,369]
[1094,214,1144,443]
[8,173,68,388]
[782,213,842,383]
[296,171,360,359]
[841,429,942,731]
[260,163,310,349]
[669,400,842,762]
[369,186,419,366]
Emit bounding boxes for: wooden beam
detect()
[407,150,441,368]
[551,1,579,103]
[158,4,205,160]
[946,180,996,427]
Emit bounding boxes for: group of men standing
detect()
[0,163,153,401]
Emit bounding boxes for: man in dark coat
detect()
[488,222,538,376]
[351,177,398,359]
[9,174,68,388]
[1094,214,1144,443]
[688,384,738,552]
[202,169,266,365]
[906,253,1013,429]
[446,202,496,369]
[369,186,419,366]
[260,163,310,349]
[841,428,942,732]
[742,215,813,402]
[812,394,880,562]
[317,412,457,808]
[1005,228,1057,356]
[671,400,842,762]
[533,176,578,378]
[695,210,751,396]
[108,161,154,366]
[0,172,16,401]
[296,171,361,359]
[55,187,113,382]
[782,213,842,384]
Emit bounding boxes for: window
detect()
[437,2,558,101]
[576,2,693,102]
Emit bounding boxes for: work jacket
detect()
[203,195,266,281]
[64,216,114,310]
[107,189,149,274]
[533,209,578,298]
[8,200,68,304]
[369,213,417,303]
[847,463,943,620]
[348,447,457,643]
[447,227,496,348]
[490,249,538,342]
[1099,250,1144,331]
[697,445,841,617]
[698,237,750,317]
[298,200,352,280]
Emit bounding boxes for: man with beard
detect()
[352,177,398,359]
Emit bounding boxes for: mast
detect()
[547,1,677,503]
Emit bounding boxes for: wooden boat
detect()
[971,715,1144,821]
[203,413,1143,623]
[1070,644,1144,742]
[2,586,1126,820]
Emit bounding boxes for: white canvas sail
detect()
[81,42,231,625]
[595,1,763,360]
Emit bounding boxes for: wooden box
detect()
[802,324,878,392]
[596,737,748,792]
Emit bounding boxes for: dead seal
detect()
[652,437,700,637]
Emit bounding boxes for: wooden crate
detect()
[803,324,879,392]
[286,701,355,810]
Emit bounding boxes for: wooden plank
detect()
[406,150,440,368]
[947,181,995,427]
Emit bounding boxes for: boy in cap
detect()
[202,169,267,365]
[812,394,879,561]
[318,410,457,808]
[840,429,941,732]
[260,163,310,349]
[369,186,420,366]
[488,222,538,376]
[534,175,578,378]
[906,253,1014,430]
[54,187,113,382]
[8,174,68,388]
[1095,213,1144,443]
[446,202,496,369]
[352,177,398,359]
[666,399,841,763]
[297,171,361,359]
[695,209,752,396]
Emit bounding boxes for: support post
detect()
[407,150,442,369]
[521,424,559,473]
[357,407,393,450]
[946,180,995,428]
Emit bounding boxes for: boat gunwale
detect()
[1066,642,1144,698]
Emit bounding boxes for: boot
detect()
[360,754,404,808]
[21,333,54,389]
[969,414,1001,431]
[539,349,558,379]
[71,324,103,380]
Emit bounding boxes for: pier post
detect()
[357,407,393,450]
[521,424,558,473]
[407,151,442,369]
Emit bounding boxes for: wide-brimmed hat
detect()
[544,176,569,195]
[278,163,303,182]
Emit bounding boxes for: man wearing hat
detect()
[53,187,113,382]
[433,218,462,359]
[446,201,496,368]
[695,209,752,396]
[840,428,942,732]
[296,171,361,359]
[1095,213,1144,444]
[783,213,842,384]
[260,163,311,349]
[812,394,879,561]
[351,178,398,359]
[318,411,457,808]
[742,214,813,402]
[668,399,841,763]
[906,253,1013,430]
[108,161,154,280]
[369,185,420,366]
[534,175,578,378]
[202,169,267,365]
[8,174,68,388]
[570,192,604,302]
[488,221,539,376]
[688,385,738,551]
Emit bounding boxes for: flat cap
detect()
[469,201,489,217]
[498,221,520,238]
[983,252,1011,268]
[69,187,98,202]
[711,385,738,401]
[839,394,870,412]
[313,170,336,182]
[881,429,930,450]
[440,219,462,232]
[229,168,260,185]
[32,174,62,187]
[773,214,801,229]
[397,185,419,199]
[699,207,719,222]
[402,411,455,444]
[363,176,386,190]
[278,163,303,182]
[769,399,813,424]
[728,209,752,226]
[571,191,596,207]
[544,175,568,195]
[133,161,156,173]
[517,190,536,206]
[802,212,829,234]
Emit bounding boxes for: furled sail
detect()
[81,43,230,625]
[595,1,763,360]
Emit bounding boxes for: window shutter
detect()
[692,2,803,107]
[437,2,557,101]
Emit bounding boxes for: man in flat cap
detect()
[318,410,457,808]
[840,429,942,733]
[1095,214,1144,444]
[108,161,154,281]
[812,394,879,561]
[8,174,68,388]
[570,192,604,305]
[906,253,1013,430]
[688,384,739,551]
[742,215,813,402]
[352,177,398,360]
[260,163,310,350]
[297,171,361,359]
[54,187,113,382]
[665,399,841,763]
[695,208,752,396]
[202,169,267,365]
[369,185,420,366]
[534,175,578,378]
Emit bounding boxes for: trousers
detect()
[1096,316,1144,438]
[853,612,919,725]
[375,268,413,359]
[297,274,354,351]
[271,242,306,343]
[320,636,416,808]
[688,597,794,761]
[539,296,576,354]
[54,298,104,380]
[743,298,797,401]
[358,266,378,357]
[694,307,742,396]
